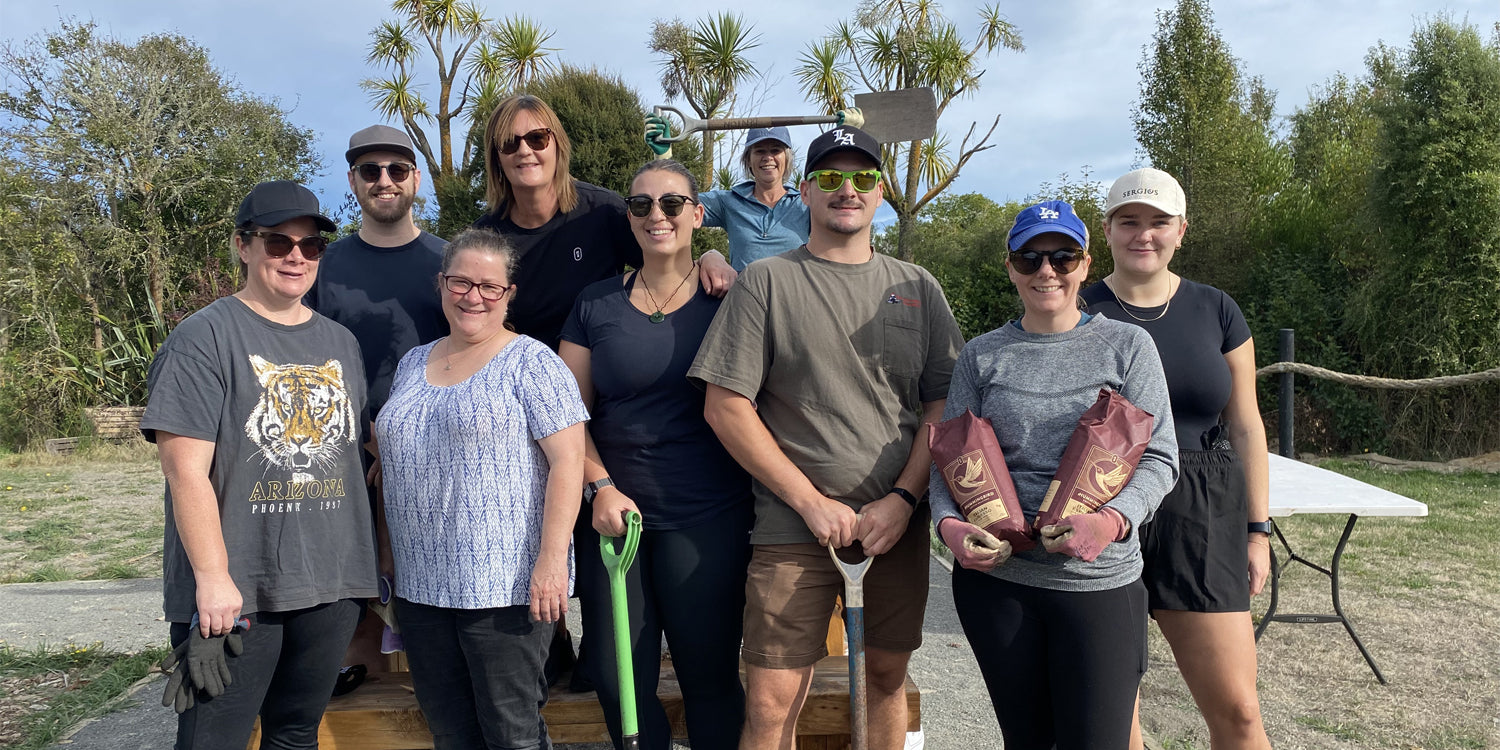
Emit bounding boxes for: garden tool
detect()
[829,544,874,750]
[600,510,644,750]
[652,87,938,145]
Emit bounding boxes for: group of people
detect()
[141,91,1274,750]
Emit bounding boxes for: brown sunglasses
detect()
[499,128,553,155]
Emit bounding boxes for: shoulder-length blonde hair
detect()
[482,95,578,218]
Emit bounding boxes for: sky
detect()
[4,0,1496,218]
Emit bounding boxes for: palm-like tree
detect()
[795,0,1023,260]
[649,13,761,188]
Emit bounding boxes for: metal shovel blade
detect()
[852,88,937,144]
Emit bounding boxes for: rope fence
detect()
[1255,362,1500,390]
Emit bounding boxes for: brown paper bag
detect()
[1035,389,1154,529]
[929,410,1035,552]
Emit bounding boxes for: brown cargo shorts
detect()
[741,511,930,669]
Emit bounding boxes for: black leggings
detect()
[575,503,753,750]
[952,568,1148,750]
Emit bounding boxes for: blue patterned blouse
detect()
[376,335,589,609]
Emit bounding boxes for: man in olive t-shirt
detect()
[689,126,962,750]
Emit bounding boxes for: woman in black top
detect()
[558,159,753,750]
[471,94,736,350]
[1081,167,1272,749]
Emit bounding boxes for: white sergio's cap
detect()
[1104,167,1186,218]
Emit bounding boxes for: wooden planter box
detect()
[84,406,146,441]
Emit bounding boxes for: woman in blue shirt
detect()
[648,123,811,271]
[559,159,754,750]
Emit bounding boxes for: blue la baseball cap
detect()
[1007,200,1089,252]
[744,126,791,152]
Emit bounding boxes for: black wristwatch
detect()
[583,477,615,504]
[889,487,921,507]
[1247,520,1273,536]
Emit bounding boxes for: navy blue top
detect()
[560,274,752,530]
[473,181,644,351]
[304,231,449,416]
[1082,279,1251,449]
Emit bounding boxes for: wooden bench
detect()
[248,612,921,749]
[249,657,919,749]
[83,406,146,442]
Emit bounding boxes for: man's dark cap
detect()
[346,124,417,165]
[803,126,882,176]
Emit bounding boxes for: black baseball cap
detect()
[345,124,417,165]
[235,181,337,233]
[804,126,882,177]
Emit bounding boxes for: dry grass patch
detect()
[0,443,164,583]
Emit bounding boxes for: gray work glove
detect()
[161,622,247,712]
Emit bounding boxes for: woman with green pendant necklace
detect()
[557,159,754,750]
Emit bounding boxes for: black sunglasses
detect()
[499,127,553,155]
[1008,247,1085,275]
[240,230,328,260]
[353,162,415,183]
[624,194,697,218]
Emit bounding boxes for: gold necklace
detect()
[640,260,697,324]
[1109,276,1176,323]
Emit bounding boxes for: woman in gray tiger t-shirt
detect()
[141,181,377,750]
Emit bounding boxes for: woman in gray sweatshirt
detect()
[929,199,1179,750]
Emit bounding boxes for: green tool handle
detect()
[600,510,644,742]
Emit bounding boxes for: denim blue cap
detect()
[744,126,791,152]
[1007,200,1088,252]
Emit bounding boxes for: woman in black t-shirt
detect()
[470,94,737,350]
[558,159,753,750]
[1081,167,1272,749]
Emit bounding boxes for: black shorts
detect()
[1140,449,1250,613]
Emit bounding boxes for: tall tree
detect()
[0,21,317,442]
[0,21,318,322]
[648,13,762,188]
[1132,0,1287,297]
[797,0,1024,261]
[364,2,561,229]
[1347,18,1500,377]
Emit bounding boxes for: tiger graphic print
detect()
[245,355,357,478]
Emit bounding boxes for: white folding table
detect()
[1261,453,1429,684]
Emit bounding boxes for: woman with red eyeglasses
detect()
[928,200,1178,749]
[1081,168,1272,750]
[375,227,588,749]
[557,159,752,750]
[140,181,379,749]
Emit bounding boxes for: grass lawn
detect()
[0,643,168,749]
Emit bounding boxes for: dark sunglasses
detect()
[353,161,415,183]
[624,194,697,218]
[441,274,512,301]
[806,168,882,193]
[240,230,328,260]
[499,127,553,155]
[1008,247,1085,275]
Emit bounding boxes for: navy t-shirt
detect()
[560,274,751,530]
[304,231,449,416]
[1082,278,1251,449]
[473,181,644,350]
